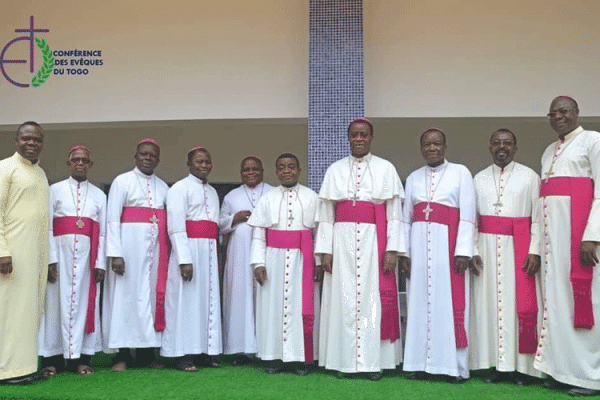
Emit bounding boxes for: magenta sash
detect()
[186,220,218,239]
[120,206,169,332]
[540,176,595,329]
[266,229,315,364]
[53,216,100,335]
[479,215,538,353]
[413,202,467,348]
[335,200,401,342]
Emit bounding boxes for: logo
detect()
[1,16,104,89]
[0,16,52,88]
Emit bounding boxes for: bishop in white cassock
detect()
[161,147,222,371]
[401,128,475,382]
[219,156,273,364]
[248,153,320,376]
[103,139,169,370]
[468,130,543,384]
[533,97,600,396]
[39,146,106,376]
[316,119,404,381]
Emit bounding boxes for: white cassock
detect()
[161,174,222,357]
[469,161,543,377]
[103,167,169,350]
[219,182,273,355]
[316,153,404,373]
[403,160,475,379]
[534,126,600,390]
[39,177,107,359]
[248,184,320,362]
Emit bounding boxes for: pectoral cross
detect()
[544,168,554,182]
[288,215,295,222]
[150,214,159,225]
[493,198,503,208]
[423,203,433,220]
[76,218,85,229]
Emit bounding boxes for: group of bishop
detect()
[1,95,598,396]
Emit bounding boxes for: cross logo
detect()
[0,16,52,88]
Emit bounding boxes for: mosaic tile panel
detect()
[308,0,365,192]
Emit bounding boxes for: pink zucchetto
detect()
[241,154,263,168]
[348,117,374,135]
[137,138,160,147]
[187,146,211,160]
[187,146,206,155]
[422,126,445,135]
[420,126,446,145]
[350,117,372,126]
[68,145,90,157]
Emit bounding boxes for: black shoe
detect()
[567,388,600,397]
[294,363,310,376]
[232,354,252,366]
[265,360,282,374]
[195,354,222,368]
[513,372,532,386]
[0,373,46,385]
[543,379,559,389]
[448,376,468,384]
[484,369,510,383]
[544,378,570,390]
[336,371,346,379]
[365,371,383,381]
[407,371,427,380]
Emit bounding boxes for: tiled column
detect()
[308,0,364,192]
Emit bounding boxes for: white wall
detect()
[1,0,308,124]
[364,0,600,117]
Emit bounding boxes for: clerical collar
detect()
[560,126,584,143]
[15,151,38,166]
[492,160,514,172]
[280,183,299,192]
[68,176,88,185]
[188,173,208,184]
[134,166,153,178]
[350,153,372,163]
[426,159,448,171]
[244,182,262,190]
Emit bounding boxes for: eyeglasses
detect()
[547,108,573,119]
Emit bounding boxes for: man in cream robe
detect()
[316,118,404,380]
[469,129,543,384]
[39,146,106,375]
[103,139,169,370]
[0,122,49,383]
[533,96,600,396]
[161,147,222,370]
[401,128,475,382]
[248,153,320,376]
[219,156,272,364]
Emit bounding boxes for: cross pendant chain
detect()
[423,203,433,220]
[76,218,85,229]
[150,214,159,225]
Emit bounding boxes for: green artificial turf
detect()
[0,354,574,400]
